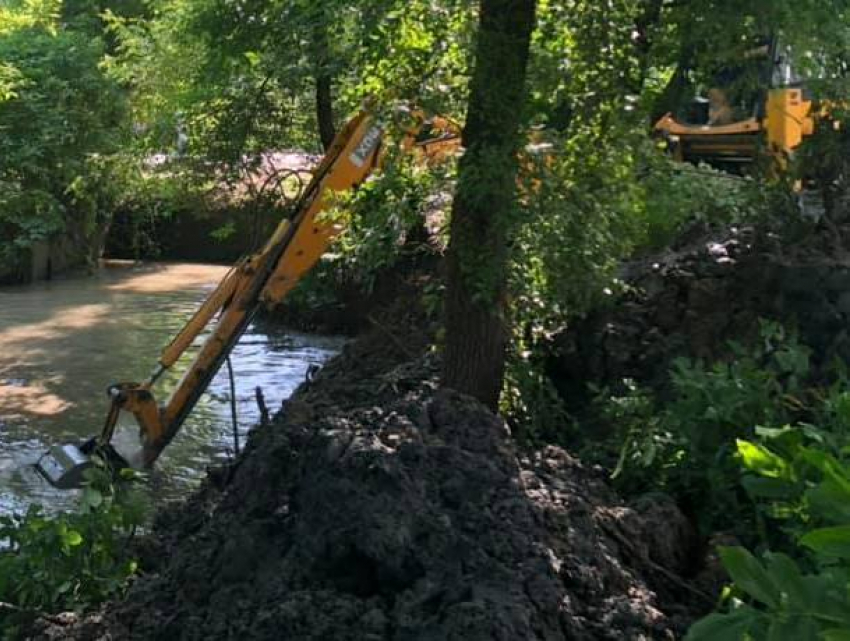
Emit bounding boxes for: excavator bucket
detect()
[35,442,94,489]
[35,439,129,489]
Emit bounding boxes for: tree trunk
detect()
[441,0,537,411]
[312,14,336,151]
[315,73,336,152]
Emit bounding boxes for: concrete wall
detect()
[0,222,104,285]
[104,205,284,264]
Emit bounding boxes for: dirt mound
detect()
[31,315,697,640]
[548,223,850,409]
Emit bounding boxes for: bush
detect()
[637,152,773,252]
[591,319,850,639]
[0,464,147,637]
[281,145,452,320]
[329,148,451,293]
[688,400,850,640]
[609,320,813,534]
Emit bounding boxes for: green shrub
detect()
[688,417,850,640]
[284,146,451,317]
[593,320,850,639]
[327,147,451,291]
[637,152,771,252]
[0,464,147,636]
[610,320,813,533]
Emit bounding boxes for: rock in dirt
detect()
[31,324,695,640]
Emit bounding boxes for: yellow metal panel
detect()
[158,265,241,369]
[764,88,813,154]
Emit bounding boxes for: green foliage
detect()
[279,141,452,320]
[0,0,125,275]
[0,465,147,635]
[592,319,850,639]
[96,0,477,260]
[509,0,648,329]
[0,62,23,102]
[103,0,473,159]
[793,105,850,221]
[637,153,773,251]
[329,146,449,293]
[501,345,573,447]
[688,411,850,640]
[609,321,812,533]
[687,547,850,641]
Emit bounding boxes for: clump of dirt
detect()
[31,301,699,640]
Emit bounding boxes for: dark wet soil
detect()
[548,221,850,411]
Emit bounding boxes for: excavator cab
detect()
[654,38,815,171]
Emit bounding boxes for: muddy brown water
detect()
[0,262,343,515]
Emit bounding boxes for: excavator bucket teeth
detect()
[35,439,129,489]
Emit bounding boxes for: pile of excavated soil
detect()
[548,222,850,409]
[32,312,699,640]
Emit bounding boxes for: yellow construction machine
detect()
[653,39,818,172]
[35,104,461,489]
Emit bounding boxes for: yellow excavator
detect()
[35,103,461,489]
[653,39,817,172]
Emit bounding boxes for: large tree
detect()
[441,0,537,410]
[0,0,125,281]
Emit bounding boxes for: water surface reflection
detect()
[0,262,342,514]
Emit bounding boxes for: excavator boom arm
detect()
[36,108,387,486]
[146,109,384,464]
[35,103,461,488]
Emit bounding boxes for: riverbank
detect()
[33,283,700,640]
[26,220,850,640]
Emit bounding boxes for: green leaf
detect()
[685,609,758,641]
[118,467,138,481]
[736,439,789,479]
[56,580,73,594]
[742,476,797,500]
[806,480,850,524]
[755,425,796,440]
[81,487,103,510]
[800,526,850,559]
[802,575,850,625]
[719,546,781,608]
[799,450,850,493]
[765,553,809,608]
[63,529,83,547]
[822,629,850,641]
